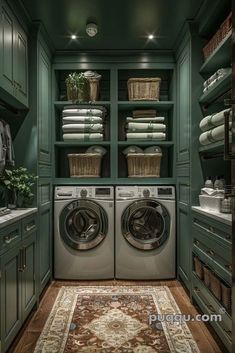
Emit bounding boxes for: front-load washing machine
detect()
[115,185,175,279]
[54,186,114,279]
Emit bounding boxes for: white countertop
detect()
[192,206,232,226]
[0,208,37,229]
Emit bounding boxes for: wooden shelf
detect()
[200,31,232,74]
[117,178,176,185]
[54,141,110,147]
[199,72,231,105]
[53,177,176,185]
[54,101,111,110]
[118,141,174,147]
[54,178,114,185]
[118,101,174,111]
[199,140,225,154]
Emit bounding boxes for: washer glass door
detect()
[122,200,170,250]
[60,200,108,250]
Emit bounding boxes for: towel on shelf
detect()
[63,133,103,141]
[203,68,231,89]
[126,132,166,140]
[62,108,103,117]
[126,117,165,123]
[199,123,232,145]
[132,109,157,118]
[127,122,166,132]
[199,109,231,132]
[62,116,103,124]
[62,124,103,133]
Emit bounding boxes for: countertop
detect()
[0,208,37,229]
[191,206,232,226]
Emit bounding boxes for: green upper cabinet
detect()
[38,41,52,165]
[176,40,191,164]
[0,0,28,108]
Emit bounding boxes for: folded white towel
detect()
[126,132,166,140]
[62,116,103,124]
[62,108,103,117]
[62,124,103,133]
[200,109,231,132]
[63,133,103,141]
[127,122,166,132]
[199,123,232,145]
[126,117,165,123]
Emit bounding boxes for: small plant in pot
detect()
[65,72,90,103]
[0,167,38,209]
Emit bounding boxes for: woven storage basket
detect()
[127,78,161,101]
[221,282,231,312]
[68,153,102,177]
[203,265,211,287]
[88,78,100,102]
[126,153,162,178]
[210,272,221,301]
[220,12,232,40]
[194,257,203,279]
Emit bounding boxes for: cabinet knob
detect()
[4,234,18,244]
[25,223,35,232]
[225,264,232,271]
[207,249,214,256]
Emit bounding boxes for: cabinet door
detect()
[0,1,14,96]
[176,41,191,164]
[21,232,36,321]
[13,21,28,107]
[38,42,51,165]
[0,246,22,352]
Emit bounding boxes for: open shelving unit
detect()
[52,59,176,185]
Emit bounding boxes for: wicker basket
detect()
[210,272,221,301]
[220,12,232,40]
[88,78,100,102]
[194,257,203,279]
[127,78,161,101]
[221,282,231,312]
[126,153,162,178]
[68,153,102,177]
[203,265,211,287]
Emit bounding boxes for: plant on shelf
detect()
[65,72,90,103]
[0,167,38,209]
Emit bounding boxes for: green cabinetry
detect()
[0,0,28,108]
[0,212,37,353]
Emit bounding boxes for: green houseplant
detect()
[0,167,38,208]
[65,72,90,103]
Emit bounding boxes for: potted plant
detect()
[0,167,38,209]
[65,72,90,103]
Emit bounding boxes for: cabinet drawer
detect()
[192,214,231,246]
[0,222,21,254]
[22,214,37,238]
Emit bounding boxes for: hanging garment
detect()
[0,120,15,174]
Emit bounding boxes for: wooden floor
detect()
[10,280,227,353]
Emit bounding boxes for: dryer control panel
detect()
[116,186,175,200]
[54,186,114,200]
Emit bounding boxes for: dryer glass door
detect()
[59,200,108,250]
[122,200,170,250]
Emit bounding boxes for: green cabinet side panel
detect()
[39,206,51,291]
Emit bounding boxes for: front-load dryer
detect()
[54,186,114,279]
[115,186,176,279]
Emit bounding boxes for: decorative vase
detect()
[7,188,17,209]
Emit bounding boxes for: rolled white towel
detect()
[126,117,165,123]
[62,108,103,117]
[62,116,103,124]
[127,122,166,132]
[62,123,103,133]
[63,133,103,141]
[200,109,231,132]
[199,123,232,145]
[126,132,166,140]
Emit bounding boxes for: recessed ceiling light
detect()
[71,34,77,40]
[148,34,154,40]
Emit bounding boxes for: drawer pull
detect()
[207,249,214,256]
[25,224,36,232]
[194,286,200,293]
[4,234,18,244]
[225,264,232,271]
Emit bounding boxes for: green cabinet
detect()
[0,0,28,108]
[0,214,37,353]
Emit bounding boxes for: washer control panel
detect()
[116,186,175,200]
[54,186,114,200]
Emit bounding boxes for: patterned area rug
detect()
[34,286,200,353]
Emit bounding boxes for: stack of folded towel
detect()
[199,108,231,145]
[125,109,166,141]
[62,106,106,141]
[203,68,231,94]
